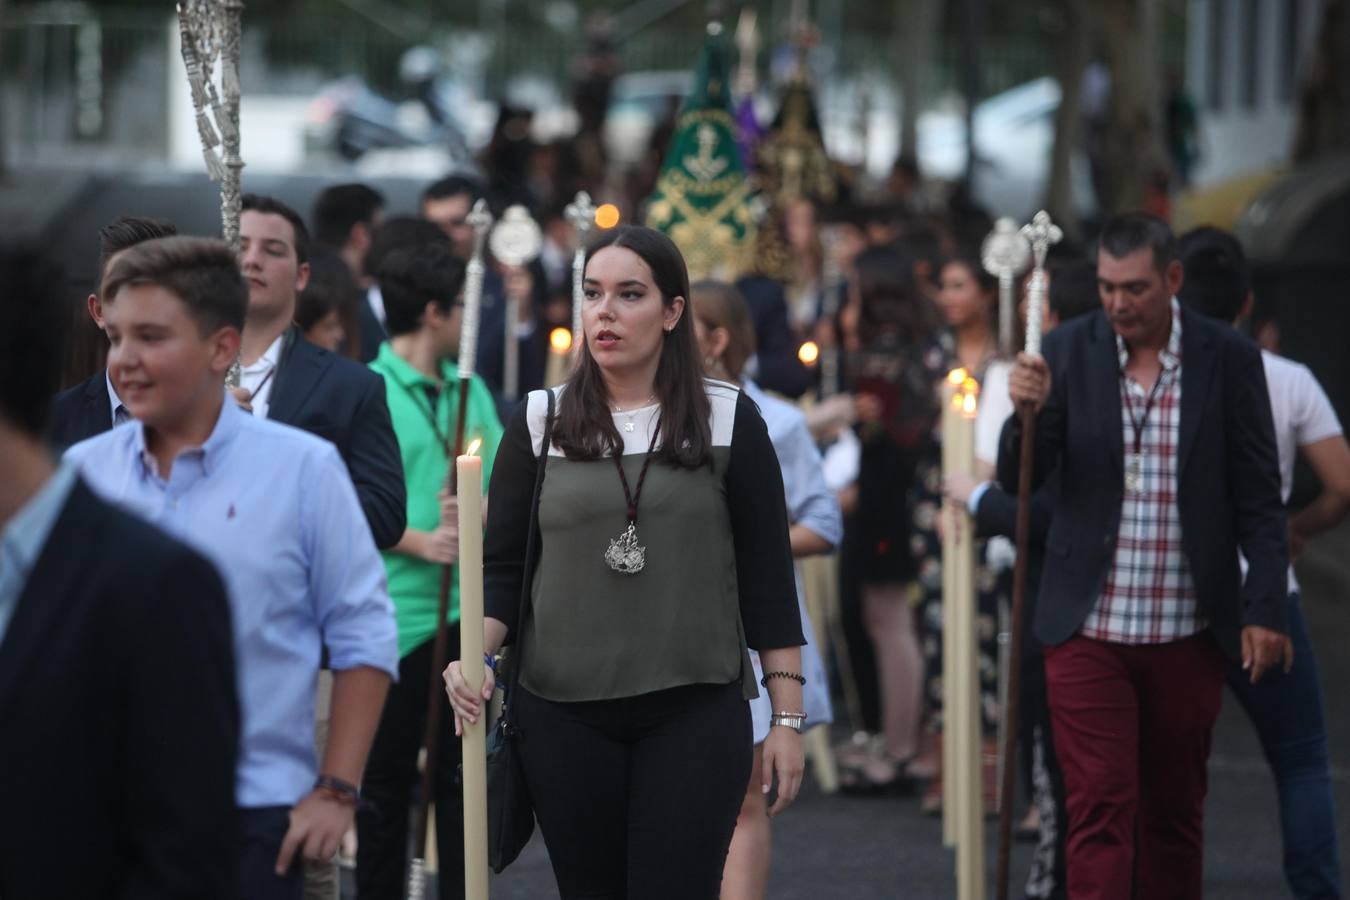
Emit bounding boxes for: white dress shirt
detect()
[239,333,285,419]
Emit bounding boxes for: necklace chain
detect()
[611,393,656,414]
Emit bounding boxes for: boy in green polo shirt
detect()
[357,240,503,899]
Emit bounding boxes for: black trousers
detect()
[356,631,464,900]
[514,681,752,900]
[239,806,303,900]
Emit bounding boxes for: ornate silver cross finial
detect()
[1021,210,1063,272]
[1019,211,1063,357]
[565,191,599,349]
[982,217,1032,356]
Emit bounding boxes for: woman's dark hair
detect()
[940,250,998,297]
[854,245,939,346]
[552,225,711,468]
[689,279,756,380]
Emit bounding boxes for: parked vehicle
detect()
[303,48,488,165]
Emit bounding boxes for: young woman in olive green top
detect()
[445,225,806,898]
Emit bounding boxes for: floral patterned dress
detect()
[912,345,1009,736]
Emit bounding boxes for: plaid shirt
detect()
[1081,299,1205,644]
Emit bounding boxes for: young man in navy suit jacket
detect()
[1005,213,1289,900]
[236,194,406,549]
[0,245,238,900]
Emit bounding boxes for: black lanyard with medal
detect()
[1121,371,1166,496]
[603,421,661,575]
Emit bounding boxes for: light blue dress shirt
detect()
[66,394,399,808]
[0,463,79,648]
[742,380,842,739]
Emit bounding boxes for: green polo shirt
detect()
[370,342,503,657]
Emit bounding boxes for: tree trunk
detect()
[1098,0,1164,213]
[1292,0,1350,162]
[896,0,939,168]
[1044,0,1097,238]
[0,0,7,179]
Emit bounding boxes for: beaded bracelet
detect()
[314,774,360,805]
[760,670,806,687]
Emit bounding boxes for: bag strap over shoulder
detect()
[503,388,554,702]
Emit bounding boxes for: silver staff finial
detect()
[489,206,544,401]
[1021,210,1063,272]
[1019,210,1063,358]
[982,217,1032,356]
[565,191,599,350]
[457,200,495,382]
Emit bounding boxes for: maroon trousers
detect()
[1044,632,1225,900]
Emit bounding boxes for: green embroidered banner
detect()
[645,23,755,280]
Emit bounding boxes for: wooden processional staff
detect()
[994,210,1062,900]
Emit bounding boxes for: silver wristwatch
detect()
[769,712,807,733]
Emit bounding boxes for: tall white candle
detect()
[457,452,487,900]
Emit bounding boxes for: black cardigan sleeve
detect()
[725,390,806,650]
[483,399,539,640]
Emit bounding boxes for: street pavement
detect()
[354,525,1350,899]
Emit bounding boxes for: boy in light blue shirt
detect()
[66,236,399,900]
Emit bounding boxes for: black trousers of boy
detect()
[238,807,303,900]
[515,680,751,899]
[356,630,464,900]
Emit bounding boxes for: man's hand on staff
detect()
[420,525,459,565]
[275,789,354,875]
[1009,352,1051,414]
[1241,624,1293,684]
[443,659,496,737]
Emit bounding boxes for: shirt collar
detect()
[105,368,127,424]
[130,391,242,479]
[374,341,455,390]
[241,332,286,375]
[1116,297,1184,372]
[0,461,79,588]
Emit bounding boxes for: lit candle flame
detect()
[550,327,573,353]
[797,341,820,365]
[466,438,483,457]
[961,392,977,416]
[595,204,621,229]
[947,367,968,385]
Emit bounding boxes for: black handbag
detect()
[487,388,554,873]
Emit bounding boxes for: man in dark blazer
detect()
[1003,213,1289,900]
[238,193,406,549]
[1,246,238,899]
[734,273,814,399]
[48,215,178,448]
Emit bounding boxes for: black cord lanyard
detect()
[1121,370,1168,459]
[405,377,451,455]
[613,421,661,527]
